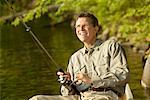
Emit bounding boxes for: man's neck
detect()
[84,39,97,49]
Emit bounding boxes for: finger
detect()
[64,72,71,80]
[57,72,64,75]
[76,74,83,80]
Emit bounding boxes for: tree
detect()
[1,0,150,47]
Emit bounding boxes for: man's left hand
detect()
[76,73,92,84]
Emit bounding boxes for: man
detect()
[29,12,130,100]
[59,12,130,100]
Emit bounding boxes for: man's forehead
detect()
[77,17,91,21]
[76,17,92,24]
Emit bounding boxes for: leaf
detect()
[11,17,20,26]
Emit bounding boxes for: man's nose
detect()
[79,26,84,30]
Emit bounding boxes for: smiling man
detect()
[29,12,130,100]
[75,14,99,48]
[58,12,130,100]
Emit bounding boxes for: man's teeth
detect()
[80,32,86,35]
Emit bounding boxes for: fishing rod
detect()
[5,0,60,69]
[5,0,85,77]
[5,1,91,93]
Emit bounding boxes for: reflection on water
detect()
[0,16,147,100]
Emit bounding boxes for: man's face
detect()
[75,17,98,44]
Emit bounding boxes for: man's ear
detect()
[95,26,99,33]
[97,25,102,33]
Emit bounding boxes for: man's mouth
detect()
[79,31,87,36]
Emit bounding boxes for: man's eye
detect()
[84,25,89,27]
[75,25,89,28]
[75,25,80,28]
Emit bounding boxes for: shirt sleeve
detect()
[91,40,130,89]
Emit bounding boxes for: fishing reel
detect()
[56,68,80,94]
[58,75,67,84]
[56,68,91,93]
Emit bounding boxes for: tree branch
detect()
[0,5,59,21]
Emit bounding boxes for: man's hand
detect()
[76,73,92,84]
[57,71,71,81]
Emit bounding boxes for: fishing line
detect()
[5,0,60,69]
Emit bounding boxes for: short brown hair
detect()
[76,12,102,32]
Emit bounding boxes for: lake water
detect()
[0,16,147,100]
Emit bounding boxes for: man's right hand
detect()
[57,71,71,81]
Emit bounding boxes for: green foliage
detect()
[1,0,150,46]
[11,17,20,26]
[119,2,150,45]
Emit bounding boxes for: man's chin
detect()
[78,37,88,42]
[79,39,87,43]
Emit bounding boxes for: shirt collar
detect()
[82,39,102,55]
